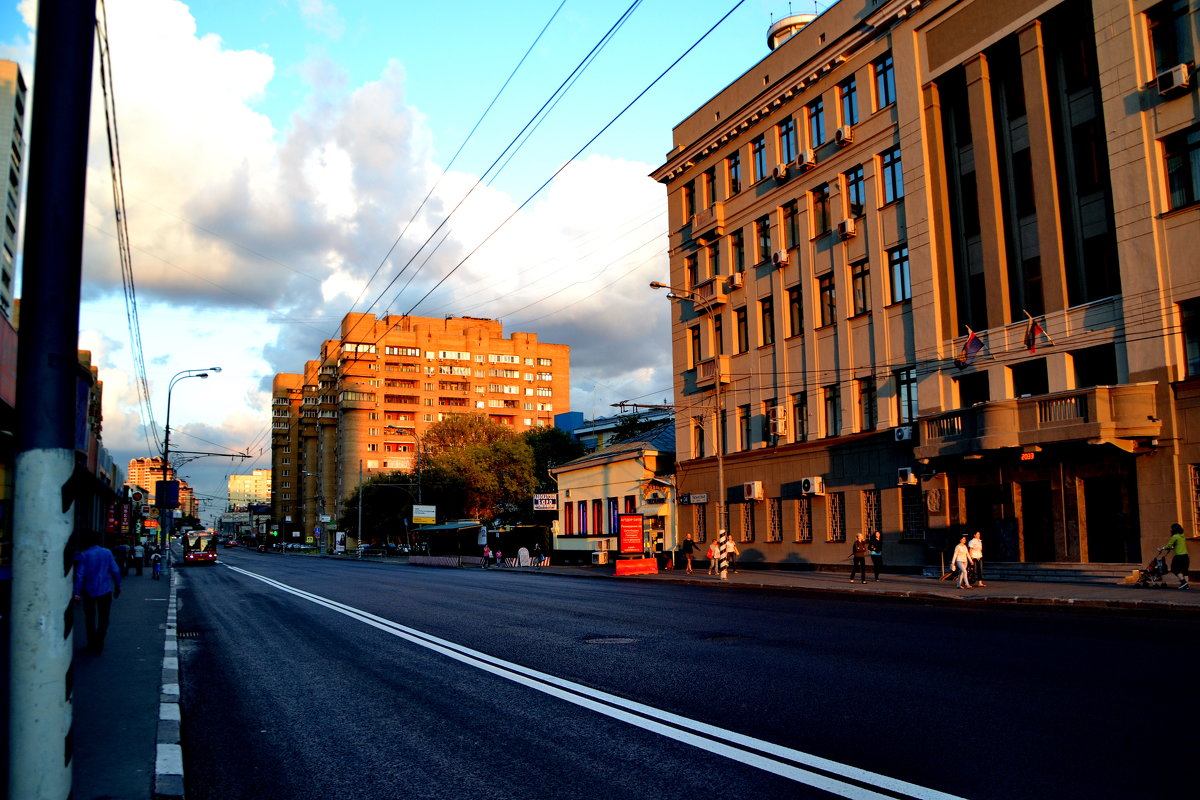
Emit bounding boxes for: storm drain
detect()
[583,636,638,645]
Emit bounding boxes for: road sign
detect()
[412,504,436,524]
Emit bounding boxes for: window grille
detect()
[863,489,882,536]
[794,497,812,542]
[827,491,846,542]
[767,498,782,542]
[901,486,926,541]
[695,503,707,542]
[740,503,755,543]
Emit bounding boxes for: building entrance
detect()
[1083,474,1139,563]
[1020,481,1056,562]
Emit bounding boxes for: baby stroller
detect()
[1135,549,1170,588]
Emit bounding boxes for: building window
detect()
[592,499,603,536]
[778,116,798,165]
[735,307,749,353]
[707,241,721,278]
[689,326,702,368]
[812,183,832,235]
[896,366,918,424]
[901,486,926,541]
[740,503,756,543]
[840,76,859,126]
[578,501,588,535]
[874,52,896,109]
[694,503,708,542]
[755,216,771,264]
[881,146,904,203]
[731,229,746,272]
[824,384,841,437]
[863,489,882,538]
[739,404,752,450]
[807,97,825,147]
[763,397,779,442]
[851,261,870,316]
[818,273,836,327]
[1165,126,1200,210]
[752,135,767,181]
[1183,298,1200,377]
[702,167,717,208]
[608,497,619,536]
[685,254,699,287]
[827,491,846,542]
[783,200,800,250]
[767,498,782,542]
[760,295,775,346]
[563,502,575,534]
[787,285,804,337]
[727,150,742,195]
[792,391,808,442]
[1148,0,1194,75]
[713,313,725,355]
[844,164,865,216]
[624,495,636,514]
[794,497,813,542]
[693,417,706,458]
[888,245,911,302]
[858,376,877,431]
[682,181,695,221]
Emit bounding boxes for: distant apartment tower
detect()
[653,0,1200,567]
[271,312,570,545]
[126,456,196,517]
[228,469,272,510]
[0,60,27,320]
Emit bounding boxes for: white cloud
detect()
[296,0,345,39]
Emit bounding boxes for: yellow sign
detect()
[412,504,436,524]
[143,519,159,529]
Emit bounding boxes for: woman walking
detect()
[952,535,973,589]
[849,533,869,584]
[968,531,986,587]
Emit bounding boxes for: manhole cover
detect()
[583,636,637,645]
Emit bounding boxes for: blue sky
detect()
[0,0,835,519]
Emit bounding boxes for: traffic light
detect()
[270,529,279,537]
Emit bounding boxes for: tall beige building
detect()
[272,312,570,544]
[0,60,28,321]
[652,0,1199,569]
[228,469,272,510]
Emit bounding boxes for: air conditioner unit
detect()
[728,272,745,289]
[1157,63,1191,97]
[796,149,817,170]
[894,425,913,442]
[772,249,789,267]
[769,406,788,436]
[834,125,854,146]
[772,163,790,181]
[897,467,918,485]
[836,218,857,239]
[743,481,764,501]
[800,476,826,496]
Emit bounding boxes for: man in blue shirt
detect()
[73,531,122,654]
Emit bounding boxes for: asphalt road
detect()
[176,549,1191,799]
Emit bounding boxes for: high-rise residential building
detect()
[228,469,272,510]
[652,0,1199,569]
[127,456,175,503]
[0,60,27,321]
[272,312,570,545]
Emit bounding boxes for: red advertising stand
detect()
[615,514,657,576]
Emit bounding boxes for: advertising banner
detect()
[533,493,558,511]
[618,514,644,555]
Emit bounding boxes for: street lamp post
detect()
[650,281,727,537]
[161,367,221,548]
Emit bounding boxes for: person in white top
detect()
[968,531,986,587]
[951,535,973,589]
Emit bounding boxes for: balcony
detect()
[914,383,1161,460]
[690,277,727,311]
[691,202,725,243]
[695,355,731,390]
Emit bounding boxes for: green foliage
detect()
[523,426,585,490]
[609,412,663,445]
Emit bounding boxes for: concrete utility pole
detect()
[9,2,97,799]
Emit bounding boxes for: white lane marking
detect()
[223,564,967,800]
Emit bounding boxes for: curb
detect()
[154,567,184,799]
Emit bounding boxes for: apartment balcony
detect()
[690,277,727,311]
[695,355,731,391]
[691,203,725,243]
[914,383,1161,460]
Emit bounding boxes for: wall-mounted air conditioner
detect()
[836,218,856,239]
[743,481,764,501]
[894,426,913,442]
[772,250,789,267]
[1157,64,1191,97]
[769,405,788,436]
[834,125,854,146]
[728,272,745,289]
[800,476,826,496]
[772,163,790,181]
[795,149,816,171]
[897,467,918,485]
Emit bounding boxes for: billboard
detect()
[533,493,558,511]
[618,514,644,555]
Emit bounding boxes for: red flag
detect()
[954,330,984,369]
[1023,316,1045,353]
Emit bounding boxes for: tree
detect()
[341,470,418,545]
[418,416,537,523]
[609,412,664,445]
[523,426,585,491]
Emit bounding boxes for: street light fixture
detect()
[650,282,727,538]
[161,366,221,548]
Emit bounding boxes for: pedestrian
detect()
[715,530,734,581]
[151,550,163,580]
[482,544,491,568]
[706,540,717,575]
[494,549,503,568]
[968,531,986,587]
[868,531,884,581]
[73,531,122,654]
[680,534,698,574]
[132,541,146,576]
[849,533,869,583]
[728,536,740,574]
[952,535,973,589]
[532,542,546,567]
[115,541,130,577]
[1162,522,1190,590]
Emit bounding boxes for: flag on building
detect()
[1023,314,1048,353]
[954,329,984,369]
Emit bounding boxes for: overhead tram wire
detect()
[339,0,575,331]
[338,0,647,351]
[400,0,751,319]
[96,0,159,455]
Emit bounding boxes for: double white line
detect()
[225,565,966,800]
